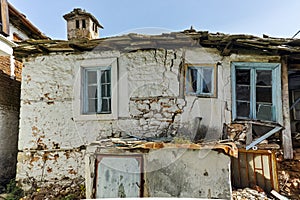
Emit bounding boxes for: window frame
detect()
[231,62,282,123]
[82,66,112,115]
[185,64,217,98]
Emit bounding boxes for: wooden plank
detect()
[281,56,294,159]
[246,123,253,145]
[0,0,9,36]
[246,126,282,150]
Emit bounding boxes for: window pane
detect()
[87,71,97,84]
[202,68,213,93]
[106,70,111,83]
[256,70,272,86]
[256,104,272,121]
[189,68,198,93]
[236,69,250,85]
[256,87,272,103]
[101,98,111,113]
[101,84,111,97]
[236,85,250,101]
[236,101,250,118]
[88,86,97,98]
[101,70,110,84]
[88,99,97,113]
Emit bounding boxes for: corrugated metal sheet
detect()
[94,154,143,198]
[231,149,279,192]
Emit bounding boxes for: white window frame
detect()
[185,64,217,97]
[73,57,118,121]
[83,67,111,114]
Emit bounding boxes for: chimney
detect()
[63,8,103,40]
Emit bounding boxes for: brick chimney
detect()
[63,8,103,40]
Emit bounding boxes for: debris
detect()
[232,187,272,200]
[277,151,300,199]
[246,126,282,150]
[20,177,85,200]
[271,190,290,200]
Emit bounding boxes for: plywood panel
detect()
[95,155,143,198]
[231,149,278,192]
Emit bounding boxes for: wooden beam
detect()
[281,56,294,159]
[246,126,282,150]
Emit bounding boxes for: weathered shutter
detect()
[0,0,9,36]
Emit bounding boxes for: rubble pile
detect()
[277,151,300,200]
[20,178,85,200]
[232,187,272,200]
[224,122,281,149]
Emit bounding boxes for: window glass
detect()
[83,67,111,114]
[186,65,215,97]
[237,101,250,118]
[202,68,213,93]
[233,63,280,122]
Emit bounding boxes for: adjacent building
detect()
[0,0,47,188]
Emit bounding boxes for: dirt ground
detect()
[277,156,300,200]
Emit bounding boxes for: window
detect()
[83,67,111,114]
[232,62,281,122]
[76,20,80,29]
[186,64,216,97]
[82,19,86,29]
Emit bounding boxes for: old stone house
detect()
[13,8,300,199]
[0,0,47,188]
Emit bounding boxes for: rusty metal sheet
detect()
[116,141,238,158]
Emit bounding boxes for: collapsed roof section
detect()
[13,29,300,60]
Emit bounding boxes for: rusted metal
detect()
[231,149,279,192]
[115,141,238,158]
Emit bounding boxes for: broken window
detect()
[232,62,281,122]
[186,65,216,97]
[83,67,111,114]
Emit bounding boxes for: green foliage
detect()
[5,179,24,200]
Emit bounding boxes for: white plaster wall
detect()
[9,24,30,41]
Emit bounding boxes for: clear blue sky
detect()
[9,0,300,40]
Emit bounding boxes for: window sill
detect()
[73,113,117,121]
[233,119,282,128]
[186,93,217,98]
